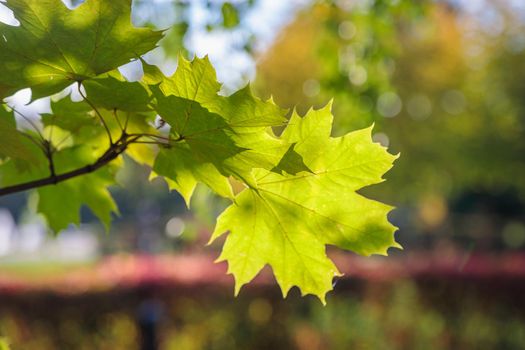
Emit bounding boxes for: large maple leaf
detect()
[0,0,163,99]
[210,104,400,303]
[147,56,290,204]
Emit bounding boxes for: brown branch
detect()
[43,140,56,179]
[0,133,141,197]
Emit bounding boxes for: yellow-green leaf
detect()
[211,104,400,303]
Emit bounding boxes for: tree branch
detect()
[0,133,141,197]
[43,140,56,179]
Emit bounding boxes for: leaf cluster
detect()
[0,0,399,302]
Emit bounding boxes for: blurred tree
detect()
[255,0,525,205]
[256,0,428,130]
[254,0,525,251]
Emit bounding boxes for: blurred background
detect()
[1,0,525,349]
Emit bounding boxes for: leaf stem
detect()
[19,131,48,154]
[77,82,114,145]
[113,108,123,131]
[127,132,183,143]
[11,107,46,142]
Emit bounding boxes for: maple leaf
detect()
[37,164,119,232]
[42,94,96,133]
[147,56,290,203]
[210,104,400,303]
[0,0,163,99]
[83,76,152,112]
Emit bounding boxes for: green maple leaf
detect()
[210,104,400,303]
[37,168,118,232]
[151,55,221,104]
[42,95,96,133]
[150,55,286,128]
[83,76,152,112]
[147,56,290,203]
[153,146,234,205]
[0,0,163,99]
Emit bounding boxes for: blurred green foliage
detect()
[132,0,257,61]
[221,3,240,29]
[256,0,428,129]
[255,0,525,207]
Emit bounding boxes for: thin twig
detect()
[11,107,46,142]
[130,140,163,145]
[47,116,55,147]
[0,131,139,197]
[19,131,47,154]
[124,111,130,131]
[131,140,171,148]
[54,133,73,149]
[127,132,175,142]
[113,108,123,131]
[77,82,114,145]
